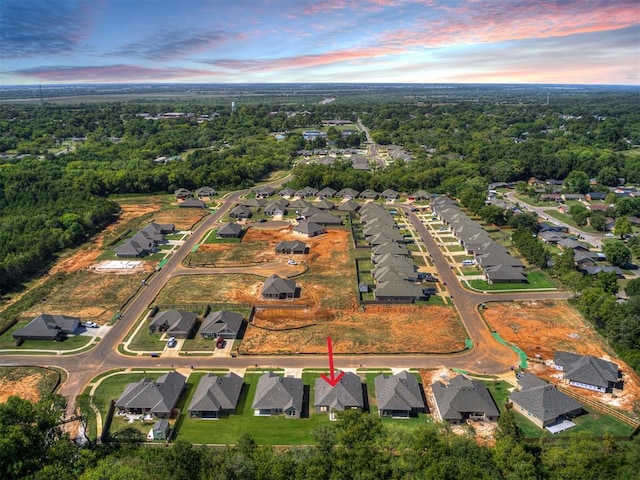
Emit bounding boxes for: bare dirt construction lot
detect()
[50,196,165,274]
[482,300,640,413]
[159,226,467,354]
[49,196,207,275]
[242,304,465,354]
[0,367,60,403]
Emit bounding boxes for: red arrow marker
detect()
[320,336,344,387]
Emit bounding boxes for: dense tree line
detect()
[2,398,639,480]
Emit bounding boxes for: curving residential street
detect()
[0,181,574,418]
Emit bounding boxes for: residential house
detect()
[293,220,324,237]
[317,187,337,198]
[306,212,342,225]
[115,371,186,419]
[262,274,297,299]
[539,193,562,202]
[149,310,197,338]
[174,188,192,199]
[12,314,81,342]
[553,351,621,393]
[314,372,364,418]
[278,187,296,197]
[252,372,303,418]
[188,372,243,418]
[336,188,360,199]
[229,205,252,219]
[178,198,206,208]
[586,192,607,202]
[484,264,527,284]
[509,373,583,428]
[430,375,500,424]
[562,193,585,202]
[295,186,318,198]
[374,280,424,302]
[371,242,409,257]
[114,222,173,258]
[238,198,265,208]
[263,200,288,216]
[299,206,322,218]
[375,371,426,418]
[337,199,360,212]
[195,186,217,199]
[408,190,430,201]
[380,189,400,200]
[275,240,308,254]
[538,231,565,244]
[200,310,244,340]
[359,189,379,200]
[254,185,276,198]
[315,198,335,210]
[217,223,243,239]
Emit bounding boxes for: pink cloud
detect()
[206,45,403,73]
[381,1,639,49]
[14,64,215,82]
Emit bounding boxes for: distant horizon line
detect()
[1,82,639,89]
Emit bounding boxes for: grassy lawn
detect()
[467,271,556,291]
[483,380,635,439]
[175,370,433,445]
[202,228,243,244]
[176,371,331,445]
[126,314,165,352]
[513,408,635,439]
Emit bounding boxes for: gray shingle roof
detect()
[554,351,619,389]
[188,372,243,414]
[149,310,197,336]
[314,372,364,411]
[430,375,500,421]
[217,223,243,237]
[200,310,244,337]
[375,371,425,412]
[509,374,582,424]
[115,371,186,415]
[293,220,324,236]
[262,274,296,297]
[252,372,303,411]
[12,314,81,340]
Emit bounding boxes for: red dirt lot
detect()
[482,300,640,413]
[242,304,465,355]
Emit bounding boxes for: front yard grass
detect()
[175,371,330,445]
[467,271,556,291]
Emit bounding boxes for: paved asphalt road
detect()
[0,183,572,417]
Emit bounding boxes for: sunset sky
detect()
[1,0,639,85]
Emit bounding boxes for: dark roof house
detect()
[430,375,500,424]
[13,314,81,342]
[115,371,186,418]
[200,310,244,339]
[375,371,425,418]
[314,372,364,416]
[252,372,303,418]
[509,373,583,428]
[217,223,243,238]
[149,310,197,339]
[262,274,297,299]
[554,351,621,393]
[229,205,252,219]
[188,372,243,418]
[275,240,308,254]
[293,220,324,237]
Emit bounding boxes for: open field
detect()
[0,366,61,403]
[21,270,148,325]
[241,304,465,354]
[482,300,640,413]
